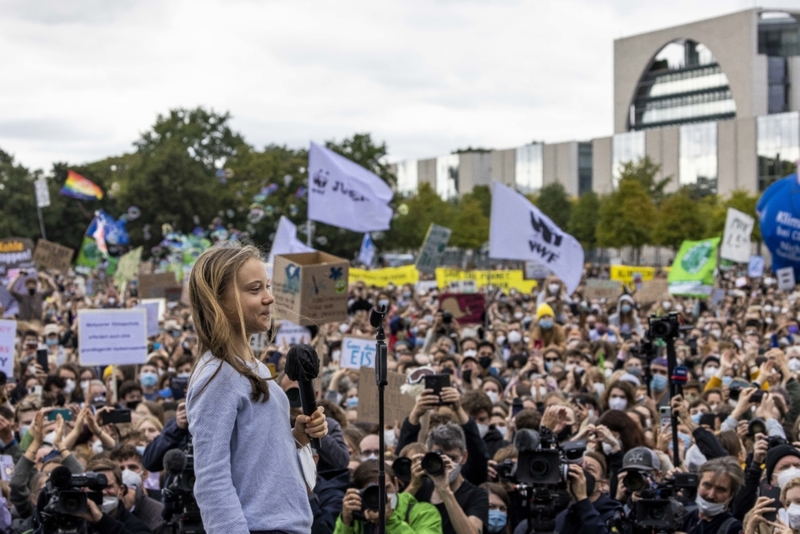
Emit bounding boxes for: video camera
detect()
[36,466,108,534]
[162,439,204,534]
[648,313,682,341]
[615,472,698,533]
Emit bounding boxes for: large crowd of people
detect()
[1,256,799,534]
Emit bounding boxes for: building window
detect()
[757,111,800,191]
[436,155,459,200]
[578,143,593,195]
[396,160,418,196]
[515,144,543,194]
[612,131,645,185]
[758,12,800,57]
[630,40,736,130]
[679,122,717,195]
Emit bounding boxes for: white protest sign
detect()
[34,179,50,208]
[136,301,160,337]
[415,280,438,295]
[720,208,754,263]
[416,224,452,274]
[777,266,796,291]
[0,320,15,380]
[275,320,312,346]
[139,298,166,321]
[748,256,765,278]
[340,336,376,369]
[78,309,148,366]
[524,261,551,280]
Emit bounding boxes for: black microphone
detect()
[163,449,188,476]
[285,344,322,450]
[369,305,387,328]
[513,429,541,452]
[49,466,73,489]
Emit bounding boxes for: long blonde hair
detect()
[188,244,271,402]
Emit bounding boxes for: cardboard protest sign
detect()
[524,261,551,280]
[33,240,74,273]
[78,309,148,366]
[357,366,416,424]
[748,256,765,278]
[340,336,377,369]
[584,280,621,300]
[634,280,670,304]
[138,272,180,299]
[777,266,796,291]
[272,252,349,326]
[136,301,161,337]
[720,208,754,263]
[439,293,485,324]
[416,224,451,274]
[0,238,34,277]
[0,321,15,380]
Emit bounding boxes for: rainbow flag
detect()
[60,170,103,201]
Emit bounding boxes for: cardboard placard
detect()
[33,240,74,273]
[416,224,452,274]
[78,308,148,366]
[341,336,377,369]
[777,266,796,291]
[634,279,670,304]
[748,256,765,278]
[439,293,485,324]
[136,301,161,337]
[138,272,180,299]
[0,237,34,277]
[524,261,551,280]
[0,320,15,380]
[272,252,349,326]
[357,366,416,424]
[720,207,754,263]
[584,280,621,300]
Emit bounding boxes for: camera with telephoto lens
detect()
[162,439,204,534]
[648,313,681,341]
[36,467,107,534]
[421,451,446,477]
[618,472,698,533]
[352,483,382,521]
[495,459,516,480]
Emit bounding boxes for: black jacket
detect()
[141,417,190,473]
[317,418,350,477]
[515,494,622,534]
[693,427,728,461]
[483,427,507,459]
[88,504,153,534]
[731,458,762,521]
[311,467,349,534]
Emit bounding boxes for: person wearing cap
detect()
[614,447,664,505]
[701,356,721,384]
[682,456,744,534]
[529,303,566,350]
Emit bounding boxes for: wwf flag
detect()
[489,181,584,294]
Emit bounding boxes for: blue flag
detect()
[358,233,376,267]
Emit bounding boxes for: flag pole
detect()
[36,206,47,240]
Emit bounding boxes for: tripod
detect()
[370,305,388,534]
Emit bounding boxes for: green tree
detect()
[617,156,672,204]
[450,198,489,249]
[533,183,572,229]
[709,189,761,242]
[461,185,491,218]
[652,187,712,250]
[568,191,600,249]
[596,177,656,263]
[387,183,455,250]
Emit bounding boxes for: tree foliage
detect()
[569,191,599,250]
[709,189,761,242]
[652,187,713,250]
[617,156,672,204]
[596,177,656,258]
[532,183,572,230]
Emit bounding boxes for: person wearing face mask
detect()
[117,467,167,533]
[336,460,442,534]
[682,457,744,534]
[462,391,508,459]
[7,270,55,322]
[648,358,671,409]
[529,304,566,350]
[410,423,489,534]
[701,356,721,384]
[608,295,643,338]
[68,458,154,534]
[138,363,161,402]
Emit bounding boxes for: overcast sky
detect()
[1,0,797,172]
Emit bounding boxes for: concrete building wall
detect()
[458,153,492,194]
[542,144,557,187]
[544,142,579,195]
[717,119,738,194]
[736,117,758,192]
[418,159,437,190]
[788,57,800,113]
[661,126,680,192]
[592,137,613,194]
[491,148,516,188]
[614,8,771,133]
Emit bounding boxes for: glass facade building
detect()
[436,154,459,200]
[578,142,593,195]
[630,40,736,130]
[612,131,645,184]
[757,111,800,191]
[515,143,543,193]
[679,122,718,194]
[395,159,418,196]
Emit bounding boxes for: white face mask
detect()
[593,382,606,396]
[508,331,522,344]
[80,379,90,393]
[383,429,396,449]
[662,301,672,310]
[477,423,489,439]
[339,323,349,334]
[388,492,398,511]
[92,439,105,454]
[608,397,627,411]
[778,466,800,488]
[604,368,613,380]
[63,379,75,395]
[675,305,684,312]
[695,495,726,517]
[710,329,722,338]
[548,283,560,295]
[602,442,614,455]
[102,496,119,514]
[496,336,506,346]
[538,386,548,398]
[449,460,462,483]
[703,367,718,380]
[790,358,800,372]
[786,503,800,529]
[486,391,499,404]
[709,404,719,412]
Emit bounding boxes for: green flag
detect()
[667,237,720,297]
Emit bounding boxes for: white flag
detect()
[267,216,314,271]
[358,233,376,267]
[308,142,393,232]
[489,181,584,294]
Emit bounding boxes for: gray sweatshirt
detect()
[187,354,312,534]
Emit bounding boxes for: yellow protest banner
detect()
[610,265,655,287]
[349,265,419,288]
[435,269,538,293]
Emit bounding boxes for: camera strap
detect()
[716,516,737,534]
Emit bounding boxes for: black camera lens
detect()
[360,484,381,511]
[61,494,81,512]
[529,457,552,479]
[748,418,767,437]
[651,322,671,338]
[623,470,647,493]
[421,452,445,476]
[648,505,666,520]
[392,457,412,483]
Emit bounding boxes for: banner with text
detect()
[340,336,377,369]
[78,309,148,366]
[610,265,656,287]
[349,265,420,288]
[435,268,537,293]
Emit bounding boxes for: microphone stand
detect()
[370,306,388,534]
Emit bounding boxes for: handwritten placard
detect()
[33,240,74,273]
[357,366,416,424]
[78,309,148,366]
[340,336,377,369]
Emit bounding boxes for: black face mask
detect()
[28,288,36,296]
[556,425,573,442]
[478,356,492,369]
